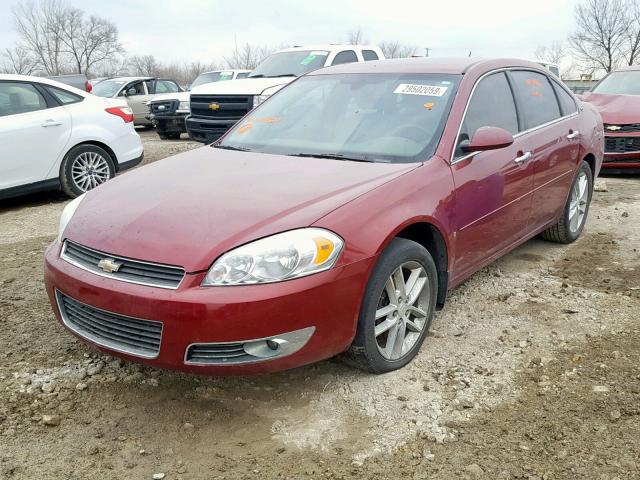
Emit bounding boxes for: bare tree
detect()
[1,46,37,74]
[534,41,566,64]
[379,41,418,59]
[224,42,273,69]
[622,1,640,65]
[127,55,161,76]
[569,0,630,72]
[347,27,368,45]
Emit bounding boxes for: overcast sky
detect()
[0,0,577,64]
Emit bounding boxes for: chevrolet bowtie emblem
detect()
[208,102,220,111]
[98,258,122,273]
[606,125,622,131]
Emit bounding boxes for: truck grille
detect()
[61,241,185,289]
[604,123,640,133]
[56,291,162,358]
[190,94,253,120]
[605,136,640,153]
[150,99,178,115]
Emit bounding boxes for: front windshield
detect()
[248,51,329,78]
[217,73,460,163]
[92,79,127,97]
[592,71,640,95]
[190,71,235,89]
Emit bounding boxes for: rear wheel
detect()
[540,160,593,244]
[60,144,116,198]
[344,238,438,373]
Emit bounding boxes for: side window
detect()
[155,80,179,94]
[0,82,48,117]
[457,72,518,157]
[331,50,358,66]
[362,50,379,61]
[45,86,83,105]
[236,72,249,79]
[552,81,577,116]
[121,81,145,96]
[510,71,561,129]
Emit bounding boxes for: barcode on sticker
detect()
[394,84,448,97]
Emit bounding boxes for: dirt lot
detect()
[0,129,638,479]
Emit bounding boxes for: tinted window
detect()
[46,86,83,105]
[236,72,250,79]
[362,50,379,61]
[457,72,518,156]
[0,82,47,117]
[552,82,577,116]
[332,50,358,66]
[511,71,561,129]
[155,80,179,94]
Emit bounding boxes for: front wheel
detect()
[60,144,116,198]
[540,160,593,244]
[344,238,438,373]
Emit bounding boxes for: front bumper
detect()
[185,116,238,144]
[149,112,188,134]
[44,241,373,375]
[603,133,640,171]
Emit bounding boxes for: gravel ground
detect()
[0,130,638,479]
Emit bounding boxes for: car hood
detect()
[581,92,640,124]
[150,91,190,103]
[64,147,418,272]
[189,77,294,96]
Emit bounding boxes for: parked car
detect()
[0,74,143,200]
[91,77,182,126]
[186,44,385,143]
[147,70,251,140]
[45,58,602,375]
[580,65,640,173]
[48,74,93,93]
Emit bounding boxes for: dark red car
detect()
[581,65,640,173]
[44,58,603,375]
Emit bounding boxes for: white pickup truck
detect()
[147,70,250,139]
[185,44,385,143]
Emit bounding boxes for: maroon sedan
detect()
[45,58,603,374]
[581,65,640,173]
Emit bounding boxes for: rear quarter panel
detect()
[578,101,604,176]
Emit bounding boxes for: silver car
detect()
[91,77,182,125]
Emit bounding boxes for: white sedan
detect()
[0,74,143,199]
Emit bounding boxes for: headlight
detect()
[177,101,190,112]
[202,228,344,286]
[253,84,286,108]
[253,93,270,107]
[57,194,85,242]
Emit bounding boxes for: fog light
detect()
[266,339,279,350]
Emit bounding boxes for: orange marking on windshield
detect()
[237,123,253,134]
[254,116,281,123]
[526,79,542,86]
[423,102,434,110]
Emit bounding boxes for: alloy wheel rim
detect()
[568,171,589,234]
[71,152,110,192]
[375,261,429,361]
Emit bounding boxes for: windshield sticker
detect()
[300,55,317,66]
[394,84,448,97]
[423,102,434,110]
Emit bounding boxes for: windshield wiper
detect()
[213,144,252,152]
[288,152,375,163]
[247,74,264,78]
[266,74,297,78]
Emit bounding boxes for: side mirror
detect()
[461,126,514,153]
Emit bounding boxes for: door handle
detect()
[566,130,581,140]
[514,151,532,164]
[41,119,62,127]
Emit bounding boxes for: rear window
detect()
[510,71,561,129]
[552,82,577,116]
[46,86,83,105]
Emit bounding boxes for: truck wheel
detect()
[60,144,116,198]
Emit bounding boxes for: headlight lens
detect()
[202,228,344,286]
[177,101,190,112]
[57,194,85,242]
[253,84,286,108]
[253,94,270,107]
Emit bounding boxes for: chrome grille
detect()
[56,291,162,358]
[150,99,178,115]
[185,343,252,364]
[604,123,640,133]
[190,94,253,120]
[61,241,185,289]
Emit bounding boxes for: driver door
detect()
[451,72,535,279]
[120,80,151,123]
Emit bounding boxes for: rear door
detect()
[451,71,534,278]
[508,70,579,230]
[0,81,71,189]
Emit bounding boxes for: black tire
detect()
[540,160,593,244]
[166,132,181,140]
[343,238,438,373]
[158,133,168,140]
[60,144,116,198]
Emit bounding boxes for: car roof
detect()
[0,74,89,95]
[310,57,549,76]
[277,44,382,54]
[102,76,154,82]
